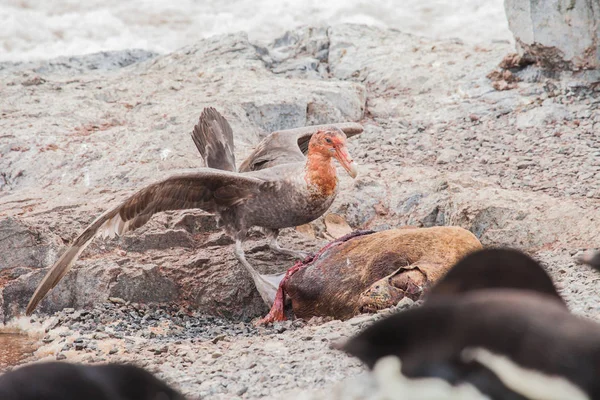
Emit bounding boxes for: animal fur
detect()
[284,226,482,320]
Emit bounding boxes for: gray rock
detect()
[241,101,307,133]
[326,25,513,121]
[121,229,196,251]
[0,49,158,75]
[505,0,600,70]
[399,193,424,213]
[109,264,180,304]
[516,103,571,128]
[0,218,57,272]
[436,149,460,165]
[421,206,445,228]
[0,259,124,322]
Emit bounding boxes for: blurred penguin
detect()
[0,362,188,400]
[340,248,600,400]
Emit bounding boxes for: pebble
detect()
[435,149,460,165]
[93,332,109,340]
[211,334,226,344]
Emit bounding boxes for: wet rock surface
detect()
[1,24,599,399]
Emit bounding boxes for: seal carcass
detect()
[260,226,482,323]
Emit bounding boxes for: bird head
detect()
[309,128,358,178]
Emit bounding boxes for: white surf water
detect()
[0,0,512,62]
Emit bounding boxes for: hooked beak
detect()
[334,145,358,178]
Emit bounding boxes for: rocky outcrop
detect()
[504,0,600,72]
[0,218,57,272]
[0,49,158,75]
[1,24,599,322]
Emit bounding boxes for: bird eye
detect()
[325,138,332,144]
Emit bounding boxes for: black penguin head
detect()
[427,248,564,304]
[340,305,453,370]
[340,290,600,400]
[0,362,187,400]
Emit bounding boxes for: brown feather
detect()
[190,107,236,171]
[238,122,363,172]
[26,208,118,315]
[26,171,266,315]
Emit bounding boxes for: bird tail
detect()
[26,207,124,316]
[191,107,236,172]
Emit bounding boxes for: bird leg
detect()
[234,239,285,306]
[265,229,309,260]
[256,259,306,325]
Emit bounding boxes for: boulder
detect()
[0,218,57,272]
[505,0,600,71]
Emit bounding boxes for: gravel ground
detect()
[372,90,600,200]
[25,299,414,399]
